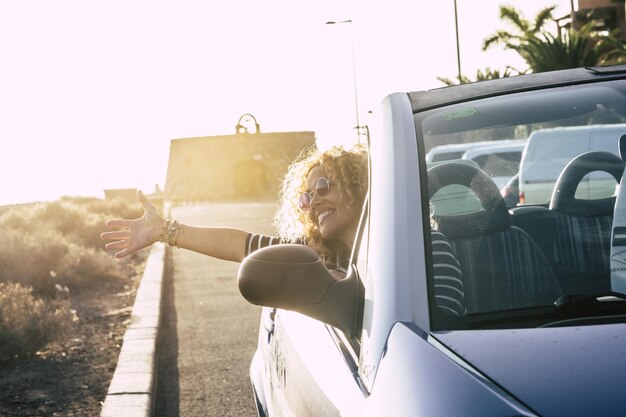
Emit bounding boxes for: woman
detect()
[101,144,465,316]
[101,144,368,274]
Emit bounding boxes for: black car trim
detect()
[326,325,369,397]
[410,66,626,113]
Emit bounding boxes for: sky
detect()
[0,0,575,205]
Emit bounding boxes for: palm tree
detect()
[482,5,557,72]
[437,5,553,85]
[483,5,626,73]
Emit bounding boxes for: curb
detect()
[101,243,168,417]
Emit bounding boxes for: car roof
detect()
[409,65,626,112]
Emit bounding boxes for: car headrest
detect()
[428,161,511,240]
[549,151,624,216]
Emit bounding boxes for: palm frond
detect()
[532,6,557,33]
[498,5,529,32]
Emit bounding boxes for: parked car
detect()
[518,124,626,205]
[426,139,527,214]
[462,139,527,188]
[239,65,626,416]
[425,140,499,162]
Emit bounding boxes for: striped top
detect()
[244,230,465,316]
[244,233,347,273]
[431,230,466,316]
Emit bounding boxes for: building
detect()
[564,0,626,40]
[103,188,138,203]
[164,116,316,203]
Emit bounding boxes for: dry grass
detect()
[0,282,74,361]
[0,196,144,361]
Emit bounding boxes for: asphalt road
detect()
[155,201,277,417]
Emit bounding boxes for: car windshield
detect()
[415,79,626,330]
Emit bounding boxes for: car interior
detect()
[419,80,626,329]
[428,160,561,315]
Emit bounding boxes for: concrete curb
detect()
[101,243,167,417]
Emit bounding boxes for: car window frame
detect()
[326,195,369,363]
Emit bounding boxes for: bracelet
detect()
[160,219,169,243]
[159,219,182,247]
[171,220,182,247]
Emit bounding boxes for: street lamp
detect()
[326,19,363,144]
[454,0,462,80]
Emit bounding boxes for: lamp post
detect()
[454,0,461,80]
[326,19,362,144]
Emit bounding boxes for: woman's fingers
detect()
[105,240,131,251]
[105,219,132,229]
[101,230,130,241]
[103,191,158,255]
[105,240,135,258]
[114,247,131,258]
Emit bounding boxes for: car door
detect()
[262,204,370,417]
[262,309,350,416]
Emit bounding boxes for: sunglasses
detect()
[299,177,334,211]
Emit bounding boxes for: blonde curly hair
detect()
[274,144,368,269]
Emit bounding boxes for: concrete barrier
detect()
[101,243,167,417]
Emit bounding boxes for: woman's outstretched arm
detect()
[101,191,249,262]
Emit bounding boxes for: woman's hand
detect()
[101,191,165,258]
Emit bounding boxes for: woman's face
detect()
[304,165,360,247]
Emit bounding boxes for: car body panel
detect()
[365,322,536,416]
[255,307,364,417]
[361,91,429,391]
[437,323,626,416]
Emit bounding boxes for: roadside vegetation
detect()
[0,196,143,361]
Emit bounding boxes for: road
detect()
[155,201,277,417]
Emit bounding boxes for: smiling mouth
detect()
[317,209,334,225]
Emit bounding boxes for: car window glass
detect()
[575,171,618,199]
[431,151,465,162]
[431,184,482,215]
[472,152,521,177]
[416,79,626,330]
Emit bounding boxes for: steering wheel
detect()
[549,151,624,216]
[428,161,510,240]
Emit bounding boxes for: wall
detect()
[164,131,316,203]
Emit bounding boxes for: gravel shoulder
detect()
[0,257,145,417]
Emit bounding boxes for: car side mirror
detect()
[237,244,362,337]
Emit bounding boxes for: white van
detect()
[518,124,626,205]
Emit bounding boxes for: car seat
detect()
[428,161,562,314]
[548,151,625,294]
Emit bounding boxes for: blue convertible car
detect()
[239,65,626,416]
